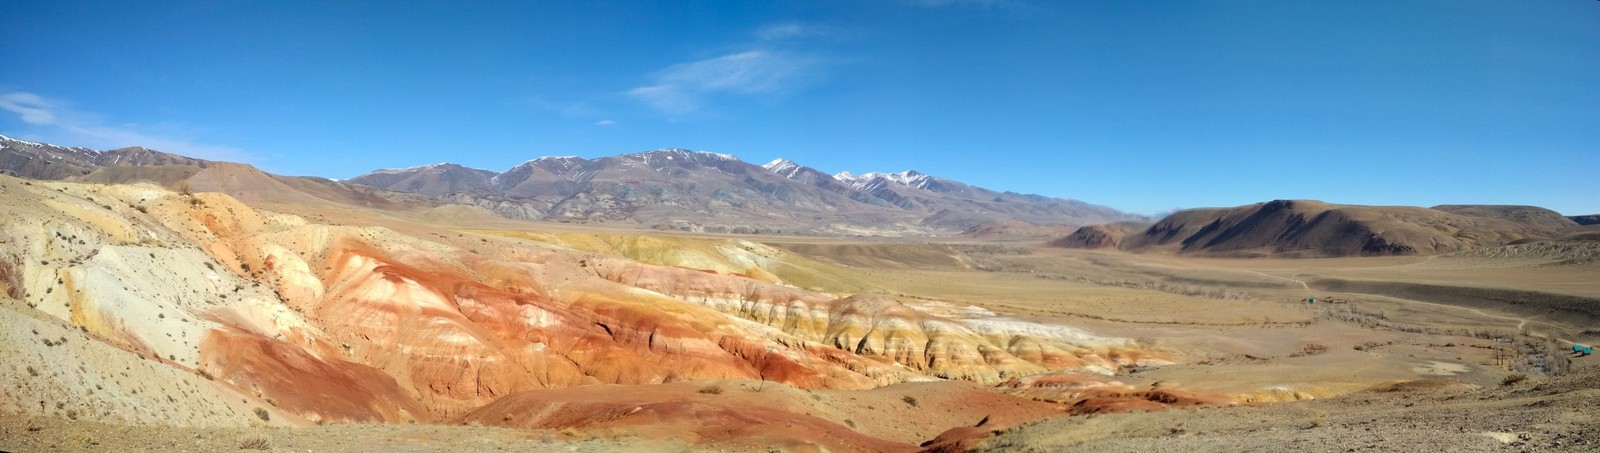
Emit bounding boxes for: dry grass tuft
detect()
[238,434,271,450]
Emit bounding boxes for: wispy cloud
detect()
[627,50,822,115]
[594,119,616,126]
[756,21,837,41]
[903,0,1022,8]
[0,91,251,161]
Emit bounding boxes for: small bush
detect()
[902,396,919,407]
[697,384,724,395]
[844,419,856,428]
[1502,373,1527,386]
[253,407,270,422]
[239,434,270,450]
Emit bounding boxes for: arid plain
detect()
[3,170,1596,452]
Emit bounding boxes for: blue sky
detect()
[2,0,1597,215]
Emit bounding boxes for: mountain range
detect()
[345,149,1145,234]
[2,136,1140,235]
[7,134,1595,255]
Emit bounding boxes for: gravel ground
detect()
[0,415,692,452]
[976,365,1600,452]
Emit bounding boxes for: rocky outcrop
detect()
[0,174,1160,425]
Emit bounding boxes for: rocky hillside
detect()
[0,135,420,209]
[348,150,1142,235]
[1105,200,1578,257]
[0,134,213,181]
[0,174,1162,429]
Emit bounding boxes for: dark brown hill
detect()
[1431,205,1578,229]
[1569,215,1600,226]
[1119,200,1565,257]
[1048,221,1151,249]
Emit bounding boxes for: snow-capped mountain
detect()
[1,135,213,180]
[348,149,1143,234]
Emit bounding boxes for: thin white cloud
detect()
[627,50,822,115]
[904,0,1020,8]
[756,22,836,41]
[595,119,616,126]
[0,92,58,124]
[0,90,250,162]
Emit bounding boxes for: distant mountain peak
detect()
[763,158,797,171]
[370,162,489,175]
[0,134,95,152]
[832,169,938,192]
[626,148,738,162]
[0,134,58,149]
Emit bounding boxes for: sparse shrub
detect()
[198,369,214,380]
[239,434,270,450]
[1291,343,1328,357]
[1502,373,1528,386]
[844,419,856,428]
[253,407,270,422]
[697,384,724,395]
[902,396,919,407]
[27,366,38,377]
